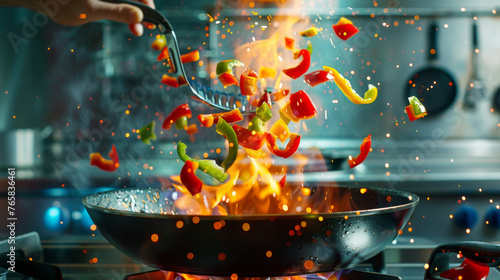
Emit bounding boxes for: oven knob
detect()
[485,207,500,228]
[454,206,479,229]
[43,202,70,232]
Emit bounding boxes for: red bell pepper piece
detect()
[89,145,119,172]
[181,50,200,64]
[197,108,244,128]
[289,90,317,119]
[180,160,203,196]
[266,133,301,159]
[283,49,311,79]
[285,37,294,50]
[348,134,371,168]
[161,74,179,88]
[232,124,268,151]
[332,17,359,41]
[240,68,258,96]
[257,91,272,108]
[278,174,287,188]
[218,72,239,87]
[304,70,335,87]
[439,258,489,280]
[405,96,427,122]
[162,104,192,130]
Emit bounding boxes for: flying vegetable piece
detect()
[177,142,228,182]
[248,116,265,132]
[180,160,203,196]
[163,104,192,129]
[323,66,378,104]
[306,43,313,55]
[89,145,119,172]
[197,108,244,128]
[256,102,272,122]
[240,68,258,96]
[215,118,238,172]
[139,121,157,145]
[332,17,359,41]
[283,49,311,79]
[218,72,239,87]
[304,70,334,87]
[285,37,294,50]
[279,102,301,124]
[175,116,188,130]
[289,90,317,119]
[439,258,489,280]
[270,119,290,143]
[216,59,244,76]
[232,124,268,150]
[152,34,166,50]
[299,26,322,37]
[273,89,290,101]
[257,91,272,108]
[244,147,267,158]
[161,74,179,88]
[259,67,277,79]
[278,174,287,188]
[406,96,428,121]
[348,134,371,168]
[266,133,301,159]
[181,50,200,64]
[185,124,198,135]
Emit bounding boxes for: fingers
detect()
[128,23,144,36]
[87,1,143,24]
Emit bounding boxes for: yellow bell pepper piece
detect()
[299,26,322,37]
[259,67,277,79]
[323,66,378,105]
[244,148,267,159]
[336,17,353,26]
[279,102,301,123]
[270,119,290,143]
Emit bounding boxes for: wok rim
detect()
[82,185,419,220]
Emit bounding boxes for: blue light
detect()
[44,206,70,232]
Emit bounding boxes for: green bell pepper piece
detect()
[256,102,272,122]
[248,116,265,132]
[215,118,238,172]
[216,59,244,76]
[177,142,228,182]
[139,121,157,145]
[175,116,188,130]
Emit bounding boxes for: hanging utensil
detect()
[463,20,485,109]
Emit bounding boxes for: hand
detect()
[21,0,155,36]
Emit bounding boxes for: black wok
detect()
[83,184,418,277]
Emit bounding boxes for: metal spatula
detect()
[102,0,255,113]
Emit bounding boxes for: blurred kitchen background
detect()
[1,0,500,278]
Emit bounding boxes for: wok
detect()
[83,184,418,277]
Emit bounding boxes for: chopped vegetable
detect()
[232,125,268,150]
[157,45,170,61]
[259,67,277,79]
[185,124,198,135]
[177,142,228,182]
[332,17,359,41]
[216,59,244,76]
[279,102,301,124]
[273,89,290,101]
[405,96,427,121]
[175,116,188,130]
[248,116,265,132]
[304,70,334,87]
[240,68,258,96]
[139,121,157,145]
[181,50,200,64]
[215,118,238,172]
[163,104,192,130]
[270,119,290,143]
[300,26,322,37]
[180,160,203,196]
[89,145,119,172]
[244,147,267,159]
[285,37,294,50]
[323,66,378,104]
[151,35,166,50]
[197,108,244,128]
[278,174,287,188]
[283,49,311,79]
[256,103,272,122]
[348,134,371,168]
[306,43,313,55]
[266,133,301,159]
[218,72,239,87]
[289,90,317,119]
[257,92,272,108]
[161,74,179,88]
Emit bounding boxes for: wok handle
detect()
[427,22,438,61]
[100,0,173,33]
[424,241,500,280]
